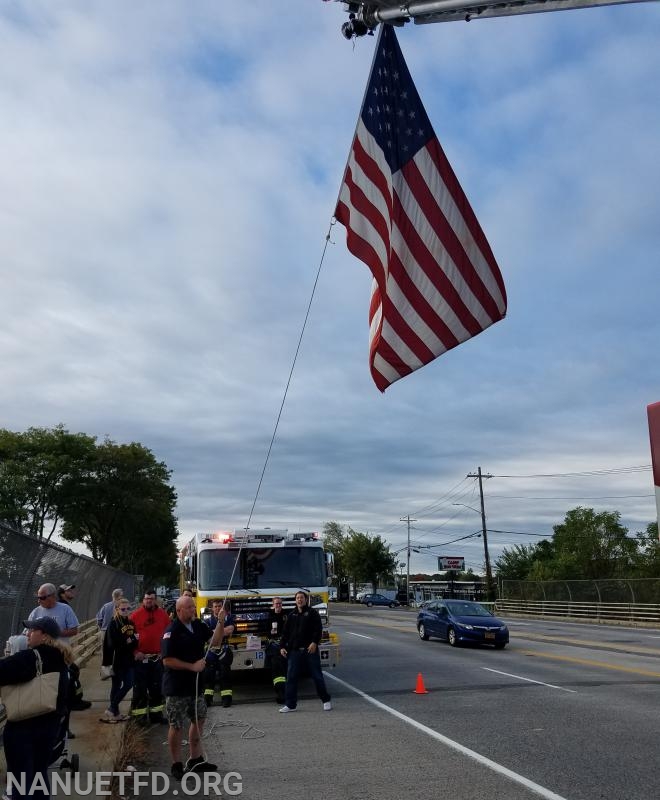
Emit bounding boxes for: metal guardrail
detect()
[496,599,660,625]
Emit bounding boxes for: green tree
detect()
[59,439,179,587]
[322,521,347,584]
[343,529,397,593]
[551,507,636,580]
[495,540,555,581]
[0,426,96,538]
[635,522,660,578]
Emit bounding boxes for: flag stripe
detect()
[425,138,507,307]
[416,143,506,315]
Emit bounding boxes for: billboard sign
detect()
[438,556,465,571]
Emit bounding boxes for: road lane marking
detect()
[482,667,577,693]
[325,672,569,800]
[513,632,660,656]
[523,651,660,678]
[346,632,374,639]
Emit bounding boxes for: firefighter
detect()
[203,600,235,707]
[266,597,288,704]
[129,590,171,725]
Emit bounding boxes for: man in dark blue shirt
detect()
[161,596,225,780]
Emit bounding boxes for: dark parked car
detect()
[417,600,509,649]
[361,593,400,608]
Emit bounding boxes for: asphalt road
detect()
[140,606,660,800]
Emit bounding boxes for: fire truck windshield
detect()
[198,547,326,591]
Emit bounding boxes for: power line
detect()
[492,465,651,478]
[412,530,483,549]
[408,476,472,517]
[487,528,549,537]
[487,494,654,500]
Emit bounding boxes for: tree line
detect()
[0,425,179,586]
[322,508,660,594]
[494,507,659,582]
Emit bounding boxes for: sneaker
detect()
[278,706,296,713]
[171,762,184,781]
[323,701,332,711]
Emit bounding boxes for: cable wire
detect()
[241,221,334,536]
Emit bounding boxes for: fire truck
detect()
[179,529,340,670]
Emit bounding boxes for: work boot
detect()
[221,696,232,708]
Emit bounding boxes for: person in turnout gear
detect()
[266,597,288,704]
[203,600,235,708]
[130,590,171,725]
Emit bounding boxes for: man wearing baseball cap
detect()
[27,583,79,644]
[58,584,76,605]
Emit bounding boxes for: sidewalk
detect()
[1,650,126,799]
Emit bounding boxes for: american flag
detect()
[335,25,507,392]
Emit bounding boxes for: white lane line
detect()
[482,667,577,693]
[346,632,374,640]
[325,673,569,800]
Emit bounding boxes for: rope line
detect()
[242,219,335,537]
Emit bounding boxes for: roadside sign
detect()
[438,557,465,570]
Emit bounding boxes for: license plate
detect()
[484,631,495,640]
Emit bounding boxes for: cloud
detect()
[1,1,658,573]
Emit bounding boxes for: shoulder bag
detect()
[1,649,60,721]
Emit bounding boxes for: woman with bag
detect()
[100,598,137,723]
[0,616,71,799]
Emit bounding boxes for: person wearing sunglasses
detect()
[26,583,79,644]
[100,599,138,723]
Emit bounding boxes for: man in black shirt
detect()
[279,591,331,713]
[161,595,225,780]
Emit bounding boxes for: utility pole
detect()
[467,467,494,600]
[400,515,416,606]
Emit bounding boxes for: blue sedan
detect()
[361,593,401,608]
[417,599,509,649]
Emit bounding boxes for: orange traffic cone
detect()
[413,672,428,694]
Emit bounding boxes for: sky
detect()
[1,0,659,576]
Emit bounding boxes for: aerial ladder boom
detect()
[337,0,657,34]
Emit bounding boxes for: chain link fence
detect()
[0,522,137,652]
[501,578,660,604]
